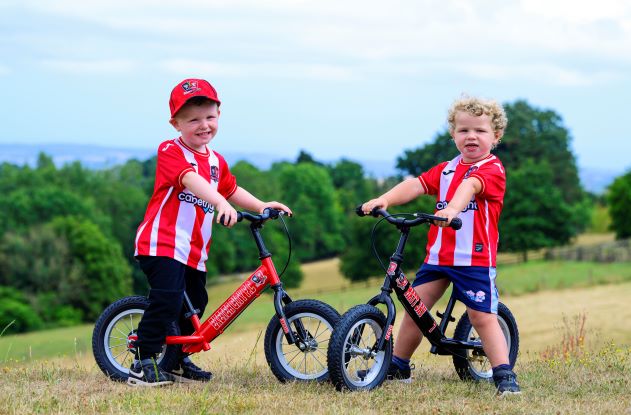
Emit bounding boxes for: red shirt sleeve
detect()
[469,159,506,201]
[418,162,449,195]
[156,140,195,189]
[215,151,238,199]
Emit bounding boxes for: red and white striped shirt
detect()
[134,138,237,271]
[418,154,505,267]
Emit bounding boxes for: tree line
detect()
[1,99,629,334]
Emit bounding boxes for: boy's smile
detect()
[451,112,500,163]
[169,101,220,152]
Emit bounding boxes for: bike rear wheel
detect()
[92,296,180,381]
[264,299,340,382]
[327,304,392,391]
[452,302,519,381]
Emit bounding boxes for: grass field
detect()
[1,258,630,414]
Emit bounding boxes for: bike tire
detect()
[451,301,519,381]
[91,296,180,381]
[264,299,340,383]
[327,304,392,391]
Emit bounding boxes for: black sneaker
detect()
[169,357,213,383]
[493,368,521,396]
[386,362,413,383]
[127,358,174,387]
[356,363,413,383]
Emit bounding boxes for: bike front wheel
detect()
[327,304,392,391]
[264,299,340,382]
[92,296,180,381]
[452,301,519,381]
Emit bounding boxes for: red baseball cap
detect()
[169,78,221,117]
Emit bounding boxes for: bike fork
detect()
[271,284,301,345]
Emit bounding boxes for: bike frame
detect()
[129,210,302,355]
[366,215,484,358]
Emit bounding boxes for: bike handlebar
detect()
[220,207,284,226]
[355,206,462,230]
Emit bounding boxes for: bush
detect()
[0,287,43,335]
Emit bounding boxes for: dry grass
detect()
[0,342,629,415]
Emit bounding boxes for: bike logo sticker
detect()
[251,271,267,286]
[386,261,397,276]
[385,325,394,341]
[396,274,408,290]
[280,318,290,334]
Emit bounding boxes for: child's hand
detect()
[216,200,238,227]
[434,207,459,227]
[260,201,292,217]
[361,197,388,215]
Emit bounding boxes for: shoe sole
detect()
[170,373,212,383]
[127,377,173,387]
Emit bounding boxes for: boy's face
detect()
[450,111,500,163]
[169,101,220,152]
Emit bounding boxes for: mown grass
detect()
[0,342,629,414]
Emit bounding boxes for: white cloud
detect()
[7,0,631,84]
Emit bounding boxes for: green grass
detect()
[496,261,631,295]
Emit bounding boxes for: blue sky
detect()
[1,1,630,173]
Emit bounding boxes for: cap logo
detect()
[181,81,201,95]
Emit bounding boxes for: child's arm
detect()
[361,177,425,214]
[228,187,293,216]
[434,177,482,226]
[182,172,239,226]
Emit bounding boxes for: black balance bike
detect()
[327,207,519,391]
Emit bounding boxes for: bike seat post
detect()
[430,292,457,354]
[183,292,202,331]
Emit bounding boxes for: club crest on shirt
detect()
[464,165,479,179]
[210,166,219,183]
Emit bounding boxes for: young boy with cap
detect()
[129,78,292,386]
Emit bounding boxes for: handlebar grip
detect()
[450,217,462,230]
[236,212,244,222]
[355,205,367,217]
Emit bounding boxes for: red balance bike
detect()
[93,208,340,383]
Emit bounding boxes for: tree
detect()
[607,169,631,239]
[500,160,577,260]
[50,217,132,320]
[271,162,345,261]
[327,159,373,214]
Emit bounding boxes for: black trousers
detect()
[134,256,208,358]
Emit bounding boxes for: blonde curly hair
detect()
[447,96,507,140]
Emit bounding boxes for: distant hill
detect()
[0,143,622,194]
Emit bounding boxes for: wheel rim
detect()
[340,318,386,388]
[103,308,167,374]
[274,312,333,380]
[465,314,511,379]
